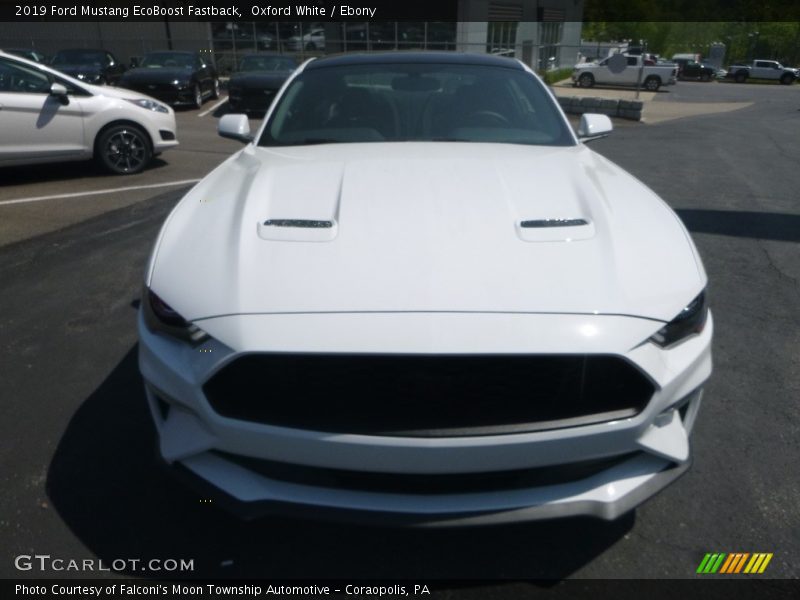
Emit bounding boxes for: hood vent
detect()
[264,219,333,229]
[516,217,595,243]
[258,218,338,242]
[521,218,589,228]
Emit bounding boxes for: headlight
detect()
[650,291,708,348]
[124,98,169,113]
[142,287,208,344]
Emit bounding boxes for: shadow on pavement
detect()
[212,101,233,119]
[676,209,800,243]
[0,158,169,187]
[47,345,634,581]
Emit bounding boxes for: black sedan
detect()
[227,53,297,115]
[116,51,219,108]
[675,59,716,82]
[50,48,126,84]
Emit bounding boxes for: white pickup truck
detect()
[725,60,799,85]
[572,54,677,91]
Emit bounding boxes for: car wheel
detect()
[578,73,594,88]
[734,72,747,83]
[96,124,152,175]
[780,73,793,85]
[305,42,317,51]
[700,73,711,82]
[644,76,661,92]
[211,78,220,99]
[193,84,203,108]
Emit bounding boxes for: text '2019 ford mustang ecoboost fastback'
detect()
[139,52,712,526]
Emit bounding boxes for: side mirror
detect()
[50,82,68,96]
[577,113,613,142]
[218,114,253,143]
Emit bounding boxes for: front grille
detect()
[203,354,654,436]
[122,83,181,103]
[230,88,277,112]
[213,450,644,495]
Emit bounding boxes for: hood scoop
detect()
[516,217,595,242]
[258,219,338,242]
[255,160,344,242]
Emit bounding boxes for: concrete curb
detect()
[557,96,644,121]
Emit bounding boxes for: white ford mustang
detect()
[139,52,712,525]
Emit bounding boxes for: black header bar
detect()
[2,1,461,22]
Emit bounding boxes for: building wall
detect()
[456,0,584,69]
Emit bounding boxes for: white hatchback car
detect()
[0,51,178,174]
[140,52,712,525]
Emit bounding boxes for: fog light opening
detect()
[661,388,703,434]
[154,394,171,422]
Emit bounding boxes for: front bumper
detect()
[132,106,179,154]
[161,447,691,526]
[119,83,197,106]
[227,87,278,114]
[139,311,712,525]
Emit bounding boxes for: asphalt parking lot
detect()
[1,81,798,586]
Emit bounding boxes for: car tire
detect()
[211,78,220,99]
[95,124,152,175]
[644,76,661,92]
[700,73,711,82]
[305,42,317,51]
[193,84,203,109]
[578,73,594,88]
[734,72,747,83]
[780,73,793,85]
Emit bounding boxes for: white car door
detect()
[751,61,777,80]
[598,54,632,85]
[0,55,86,166]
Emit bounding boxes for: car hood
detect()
[148,143,705,323]
[120,67,192,84]
[229,72,291,88]
[52,63,103,75]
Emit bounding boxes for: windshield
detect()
[140,53,194,69]
[52,50,107,66]
[259,62,574,147]
[239,55,296,72]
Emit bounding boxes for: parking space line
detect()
[0,179,201,207]
[198,96,228,117]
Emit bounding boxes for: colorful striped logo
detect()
[696,553,773,574]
